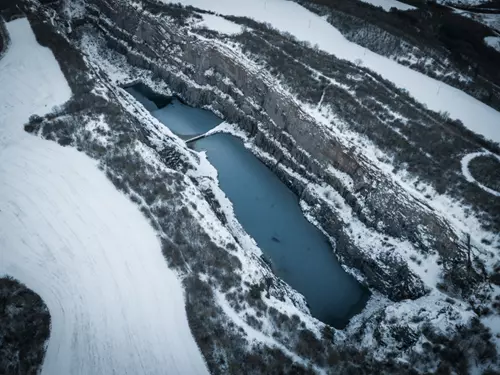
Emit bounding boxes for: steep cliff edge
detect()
[79,0,499,301]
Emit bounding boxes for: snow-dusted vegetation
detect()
[1,0,500,373]
[437,0,491,6]
[0,277,50,375]
[293,0,500,114]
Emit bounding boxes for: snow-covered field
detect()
[164,0,500,144]
[357,0,416,11]
[0,18,208,375]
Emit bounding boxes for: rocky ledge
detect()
[79,0,497,302]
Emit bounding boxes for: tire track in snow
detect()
[461,151,500,197]
[0,18,208,375]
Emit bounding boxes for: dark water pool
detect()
[126,86,369,327]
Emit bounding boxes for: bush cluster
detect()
[0,277,51,375]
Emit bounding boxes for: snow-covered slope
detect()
[0,18,208,375]
[163,0,500,144]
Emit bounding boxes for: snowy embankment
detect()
[0,18,208,375]
[164,0,500,144]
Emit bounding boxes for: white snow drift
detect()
[0,18,208,375]
[358,0,416,12]
[196,13,243,35]
[485,36,500,52]
[164,0,500,144]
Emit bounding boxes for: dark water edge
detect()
[123,81,172,109]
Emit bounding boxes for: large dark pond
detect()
[126,85,369,328]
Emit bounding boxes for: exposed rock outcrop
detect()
[75,0,486,301]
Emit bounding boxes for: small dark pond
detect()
[126,85,369,328]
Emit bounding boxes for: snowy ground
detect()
[485,36,500,52]
[163,0,500,144]
[0,18,208,375]
[195,13,243,35]
[357,0,416,11]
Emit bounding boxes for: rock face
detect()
[77,0,487,302]
[70,0,492,302]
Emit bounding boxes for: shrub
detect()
[0,277,51,375]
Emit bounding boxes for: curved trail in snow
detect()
[0,18,208,375]
[461,151,500,197]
